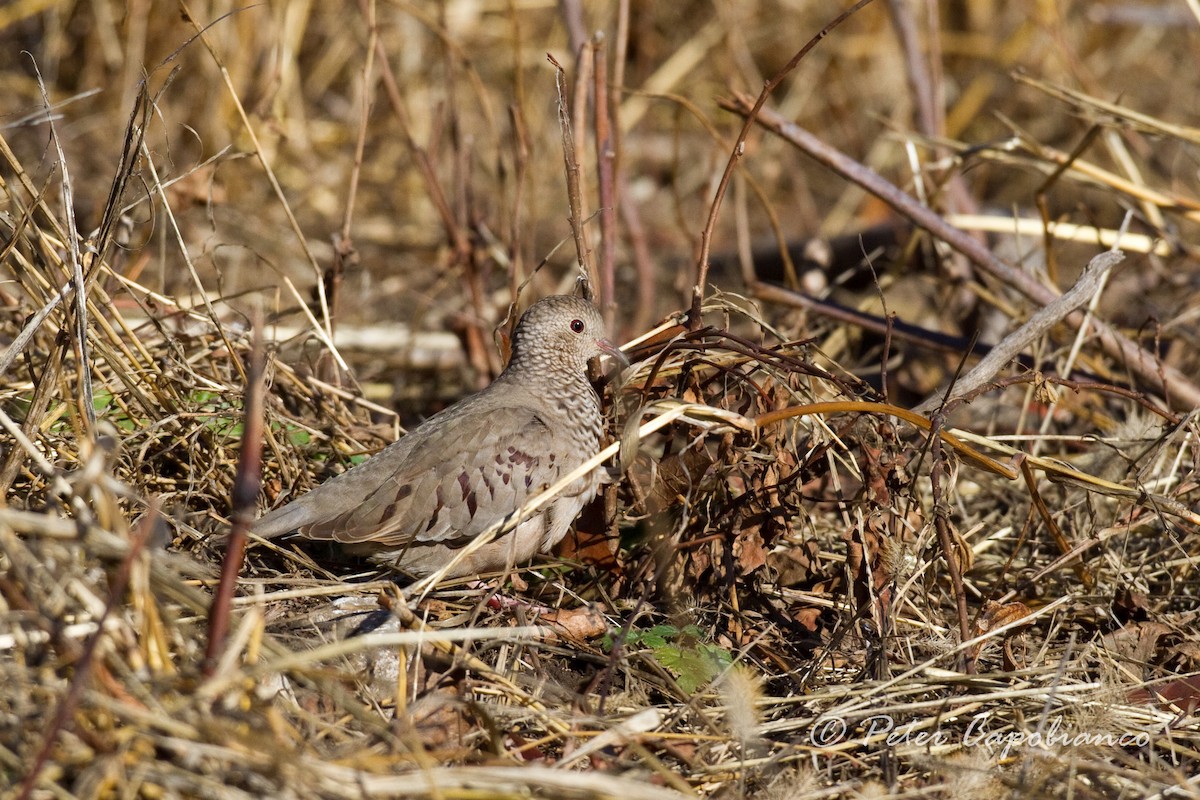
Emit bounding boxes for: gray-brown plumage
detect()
[252,295,623,578]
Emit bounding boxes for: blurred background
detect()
[3,0,1196,415]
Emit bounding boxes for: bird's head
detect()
[509,295,626,376]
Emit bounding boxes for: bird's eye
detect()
[569,319,585,333]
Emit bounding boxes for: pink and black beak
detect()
[596,337,630,369]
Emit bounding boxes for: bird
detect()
[251,295,625,579]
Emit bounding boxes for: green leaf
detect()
[92,390,140,431]
[603,623,735,692]
[189,389,219,405]
[654,644,728,693]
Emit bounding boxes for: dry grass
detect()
[2,1,1199,797]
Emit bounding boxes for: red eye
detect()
[570,319,585,333]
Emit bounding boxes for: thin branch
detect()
[29,57,93,429]
[912,250,1124,415]
[689,0,879,330]
[548,53,595,294]
[593,34,617,324]
[205,308,266,674]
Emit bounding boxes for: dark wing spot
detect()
[466,491,477,517]
[380,484,413,522]
[458,471,471,500]
[507,446,537,468]
[425,484,445,532]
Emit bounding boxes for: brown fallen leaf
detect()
[966,600,1034,670]
[537,605,608,642]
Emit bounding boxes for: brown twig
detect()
[204,309,266,675]
[372,16,470,262]
[507,103,531,303]
[1016,454,1095,589]
[927,419,972,664]
[593,35,617,324]
[752,280,1017,368]
[620,190,657,336]
[548,53,596,295]
[557,0,587,57]
[1035,123,1104,285]
[911,249,1124,416]
[886,0,940,142]
[885,0,980,302]
[689,0,879,330]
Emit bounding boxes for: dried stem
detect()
[548,53,595,294]
[689,0,879,330]
[204,310,266,675]
[593,35,617,324]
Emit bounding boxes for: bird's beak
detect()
[596,337,630,368]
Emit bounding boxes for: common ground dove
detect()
[252,295,623,578]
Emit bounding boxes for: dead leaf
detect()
[1100,621,1173,668]
[734,524,767,575]
[967,600,1034,669]
[538,605,607,642]
[1128,675,1200,713]
[972,600,1034,635]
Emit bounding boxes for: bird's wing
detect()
[250,431,421,541]
[291,402,570,549]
